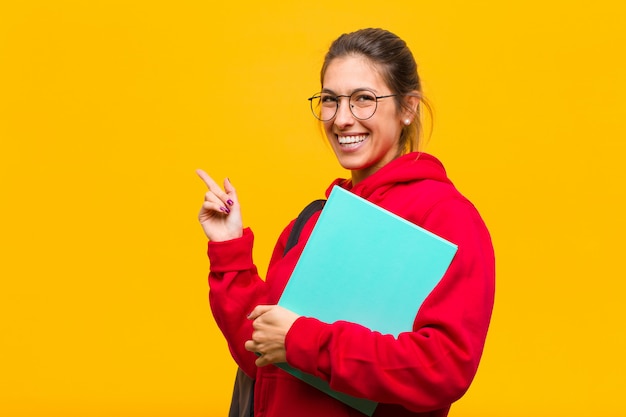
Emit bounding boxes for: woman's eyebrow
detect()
[321,87,376,95]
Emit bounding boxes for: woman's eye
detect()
[355,94,375,102]
[321,95,338,103]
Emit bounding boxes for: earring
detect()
[404,119,411,125]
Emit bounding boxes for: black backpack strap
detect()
[228,368,255,417]
[284,199,326,256]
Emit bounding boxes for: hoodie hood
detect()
[326,152,452,202]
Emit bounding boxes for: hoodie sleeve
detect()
[283,197,495,413]
[208,225,292,378]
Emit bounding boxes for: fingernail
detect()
[227,199,234,206]
[220,206,230,214]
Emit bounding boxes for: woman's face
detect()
[322,55,408,184]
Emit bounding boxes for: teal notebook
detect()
[276,186,458,416]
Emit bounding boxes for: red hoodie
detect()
[207,152,495,417]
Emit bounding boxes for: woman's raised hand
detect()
[196,169,243,242]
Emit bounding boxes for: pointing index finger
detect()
[195,169,220,191]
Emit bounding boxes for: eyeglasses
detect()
[307,89,397,122]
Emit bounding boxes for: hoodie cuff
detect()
[285,316,331,379]
[207,228,254,273]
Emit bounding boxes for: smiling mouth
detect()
[338,135,367,147]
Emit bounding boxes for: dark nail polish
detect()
[227,199,234,206]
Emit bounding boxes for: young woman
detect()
[197,28,495,417]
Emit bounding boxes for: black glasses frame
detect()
[307,90,398,121]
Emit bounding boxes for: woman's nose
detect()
[333,98,355,127]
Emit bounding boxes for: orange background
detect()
[1,1,625,416]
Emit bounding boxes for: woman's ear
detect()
[401,92,421,123]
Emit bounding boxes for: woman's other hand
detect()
[196,169,243,242]
[245,305,301,367]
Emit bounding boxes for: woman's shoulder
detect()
[390,175,468,206]
[379,178,482,230]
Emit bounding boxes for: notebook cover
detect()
[276,186,458,415]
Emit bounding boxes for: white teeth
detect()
[338,135,367,145]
